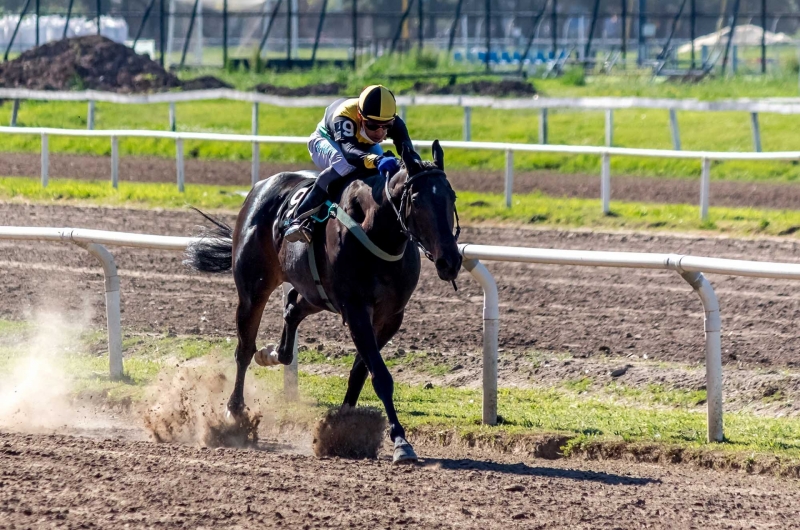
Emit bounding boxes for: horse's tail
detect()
[184,208,234,274]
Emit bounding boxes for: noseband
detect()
[383,167,462,264]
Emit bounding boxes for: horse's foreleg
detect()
[277,288,322,365]
[343,305,416,463]
[342,311,404,408]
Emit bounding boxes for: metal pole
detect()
[398,105,407,122]
[75,243,124,380]
[41,133,48,188]
[605,109,613,146]
[700,157,710,220]
[282,283,299,400]
[690,0,696,69]
[584,0,601,67]
[504,150,514,208]
[551,0,557,60]
[721,0,741,75]
[462,259,498,426]
[176,138,185,192]
[311,0,329,64]
[761,0,767,74]
[390,0,416,54]
[169,101,176,131]
[621,0,627,62]
[285,0,291,63]
[223,0,228,67]
[601,152,611,214]
[518,1,548,72]
[63,0,75,40]
[257,0,283,59]
[463,106,471,141]
[638,0,646,66]
[417,0,423,50]
[252,102,260,186]
[4,0,32,62]
[97,0,102,35]
[133,0,157,48]
[159,0,166,67]
[352,0,358,68]
[669,108,681,150]
[539,108,548,144]
[678,270,723,443]
[447,0,464,52]
[750,112,762,152]
[111,136,119,189]
[35,0,39,47]
[484,0,491,71]
[179,0,201,69]
[87,100,95,130]
[10,100,19,127]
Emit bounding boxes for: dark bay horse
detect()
[185,142,462,463]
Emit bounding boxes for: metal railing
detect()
[3,227,800,443]
[4,88,800,152]
[2,125,799,220]
[459,243,800,444]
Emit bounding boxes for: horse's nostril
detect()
[435,258,448,270]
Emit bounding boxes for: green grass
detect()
[3,176,799,238]
[5,60,800,181]
[1,320,799,461]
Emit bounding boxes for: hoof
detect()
[253,344,280,367]
[392,438,418,465]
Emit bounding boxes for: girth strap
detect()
[307,235,338,313]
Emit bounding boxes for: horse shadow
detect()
[418,458,660,486]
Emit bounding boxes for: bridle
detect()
[383,166,462,289]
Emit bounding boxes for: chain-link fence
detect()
[1,1,799,73]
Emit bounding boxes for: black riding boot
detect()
[283,183,329,243]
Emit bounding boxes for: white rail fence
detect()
[5,88,800,151]
[3,226,800,443]
[2,125,799,221]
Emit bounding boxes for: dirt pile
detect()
[312,406,386,458]
[181,75,233,91]
[253,82,344,96]
[406,79,536,97]
[0,35,181,93]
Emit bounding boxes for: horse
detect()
[184,142,462,463]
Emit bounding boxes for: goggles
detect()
[364,119,394,132]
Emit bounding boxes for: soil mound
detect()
[181,75,233,91]
[312,406,386,459]
[406,79,536,97]
[0,35,180,93]
[253,82,344,96]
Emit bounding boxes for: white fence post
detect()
[87,100,95,130]
[169,101,176,132]
[504,149,514,208]
[463,106,472,141]
[251,102,260,186]
[601,152,611,214]
[669,108,681,150]
[111,136,119,189]
[81,243,124,380]
[10,99,19,127]
[700,157,711,221]
[750,112,762,152]
[176,138,185,192]
[40,133,49,188]
[282,283,299,400]
[605,109,613,146]
[462,258,499,426]
[539,108,548,144]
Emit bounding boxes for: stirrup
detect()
[284,220,313,243]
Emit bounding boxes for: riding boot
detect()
[284,183,329,243]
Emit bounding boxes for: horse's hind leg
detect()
[277,288,322,364]
[228,245,279,418]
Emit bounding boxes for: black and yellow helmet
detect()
[357,85,396,122]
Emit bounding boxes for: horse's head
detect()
[395,141,462,282]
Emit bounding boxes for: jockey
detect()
[284,84,417,243]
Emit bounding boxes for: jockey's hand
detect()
[377,155,401,176]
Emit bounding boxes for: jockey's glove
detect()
[377,155,401,176]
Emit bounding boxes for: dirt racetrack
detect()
[3,430,800,529]
[2,203,800,527]
[4,152,800,210]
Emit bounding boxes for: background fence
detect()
[2,1,800,73]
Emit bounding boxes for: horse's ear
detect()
[432,139,444,171]
[400,143,420,175]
